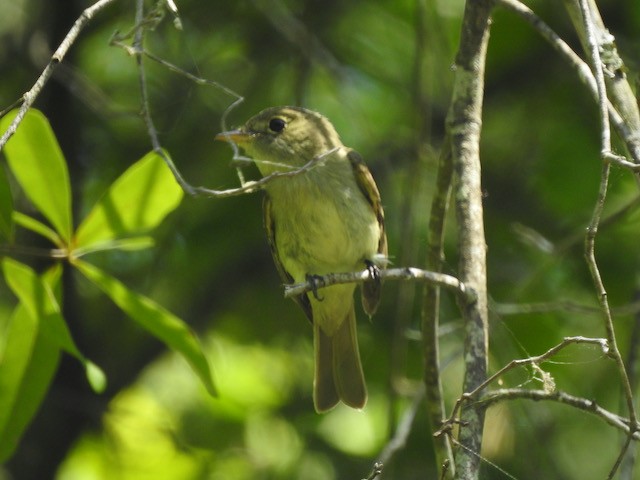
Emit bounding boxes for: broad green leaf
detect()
[13,212,63,247]
[74,151,183,250]
[1,258,105,392]
[0,109,72,243]
[74,259,217,396]
[0,165,13,242]
[0,305,60,462]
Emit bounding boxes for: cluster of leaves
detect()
[0,109,216,462]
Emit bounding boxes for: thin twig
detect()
[283,267,472,302]
[0,0,119,152]
[435,336,610,438]
[109,38,244,132]
[422,138,455,477]
[128,0,342,199]
[495,0,640,165]
[479,388,640,441]
[361,462,384,480]
[577,0,638,477]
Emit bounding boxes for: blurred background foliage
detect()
[1,0,640,478]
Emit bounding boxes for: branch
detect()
[283,267,472,301]
[479,388,640,441]
[446,1,494,477]
[576,1,638,477]
[360,462,384,480]
[422,138,455,477]
[0,0,119,152]
[121,2,348,200]
[435,336,610,438]
[496,0,640,165]
[562,0,640,146]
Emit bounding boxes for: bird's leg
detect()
[306,274,325,301]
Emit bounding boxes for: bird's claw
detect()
[364,260,381,283]
[306,274,325,301]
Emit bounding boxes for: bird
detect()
[216,106,387,412]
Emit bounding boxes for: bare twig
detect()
[284,267,471,301]
[562,0,640,148]
[479,388,640,441]
[109,37,244,132]
[361,462,384,480]
[577,0,638,477]
[0,0,119,152]
[435,336,610,438]
[422,138,455,477]
[124,2,351,200]
[495,0,640,165]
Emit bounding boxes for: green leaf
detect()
[72,236,155,258]
[1,258,105,393]
[74,151,183,251]
[74,259,217,396]
[13,212,63,247]
[0,304,60,462]
[0,165,13,242]
[0,109,72,243]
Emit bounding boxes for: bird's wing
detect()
[347,149,388,316]
[263,194,313,322]
[347,149,387,258]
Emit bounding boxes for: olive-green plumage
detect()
[217,106,387,412]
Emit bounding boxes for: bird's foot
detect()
[364,259,381,284]
[306,274,325,301]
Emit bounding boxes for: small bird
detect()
[216,106,387,412]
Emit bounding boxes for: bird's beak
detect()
[215,129,252,144]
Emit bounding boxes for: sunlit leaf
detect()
[72,236,155,258]
[74,259,217,396]
[74,151,183,251]
[1,258,105,393]
[13,212,63,247]
[0,304,60,463]
[0,165,13,242]
[0,109,72,243]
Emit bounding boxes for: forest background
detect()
[1,0,640,479]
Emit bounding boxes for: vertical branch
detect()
[422,139,455,478]
[577,0,638,478]
[446,1,494,478]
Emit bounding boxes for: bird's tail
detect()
[313,307,367,412]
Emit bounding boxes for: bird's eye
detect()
[269,117,286,133]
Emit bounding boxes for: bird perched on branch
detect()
[216,106,387,412]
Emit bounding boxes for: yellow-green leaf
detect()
[13,212,63,247]
[0,109,72,243]
[0,304,60,462]
[74,259,217,396]
[1,258,104,393]
[74,151,183,250]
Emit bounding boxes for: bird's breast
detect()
[268,166,379,282]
